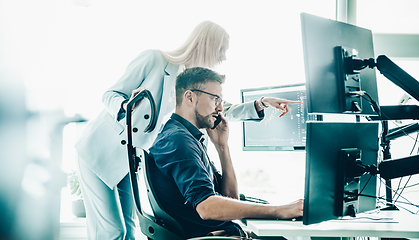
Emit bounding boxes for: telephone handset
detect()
[212,114,222,129]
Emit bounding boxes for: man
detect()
[148,67,304,239]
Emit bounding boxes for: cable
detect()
[378,177,419,210]
[394,175,411,202]
[400,182,419,189]
[394,204,417,215]
[358,174,373,197]
[358,192,419,212]
[363,93,419,143]
[411,131,419,155]
[361,92,386,145]
[394,175,404,200]
[362,92,381,117]
[358,91,419,215]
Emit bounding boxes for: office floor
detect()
[59,217,147,240]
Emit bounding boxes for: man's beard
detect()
[195,110,214,129]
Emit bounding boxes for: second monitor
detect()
[303,122,379,225]
[241,83,307,151]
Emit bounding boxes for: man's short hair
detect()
[175,67,225,106]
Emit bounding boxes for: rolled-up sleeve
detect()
[162,158,215,208]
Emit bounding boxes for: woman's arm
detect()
[222,101,262,122]
[223,97,302,121]
[102,50,156,120]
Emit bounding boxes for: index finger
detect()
[281,100,303,104]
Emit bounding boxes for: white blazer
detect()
[75,50,261,189]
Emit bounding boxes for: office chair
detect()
[125,90,242,240]
[130,147,246,240]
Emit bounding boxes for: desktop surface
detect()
[243,210,419,238]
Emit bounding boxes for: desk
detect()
[243,210,419,239]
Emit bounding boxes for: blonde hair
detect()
[160,21,229,69]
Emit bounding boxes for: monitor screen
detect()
[303,122,379,225]
[241,83,307,151]
[300,12,379,115]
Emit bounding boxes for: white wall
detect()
[5,0,334,118]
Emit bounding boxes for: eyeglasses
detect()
[189,89,224,106]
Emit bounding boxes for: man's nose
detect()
[216,102,223,112]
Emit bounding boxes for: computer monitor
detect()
[303,122,379,225]
[300,12,379,115]
[241,83,307,151]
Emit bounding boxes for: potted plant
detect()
[67,169,86,218]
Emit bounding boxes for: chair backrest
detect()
[128,147,185,240]
[130,148,245,240]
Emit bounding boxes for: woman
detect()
[75,20,299,239]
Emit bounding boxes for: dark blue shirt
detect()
[148,113,241,238]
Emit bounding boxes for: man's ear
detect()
[184,90,195,106]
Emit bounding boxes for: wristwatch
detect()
[257,96,269,110]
